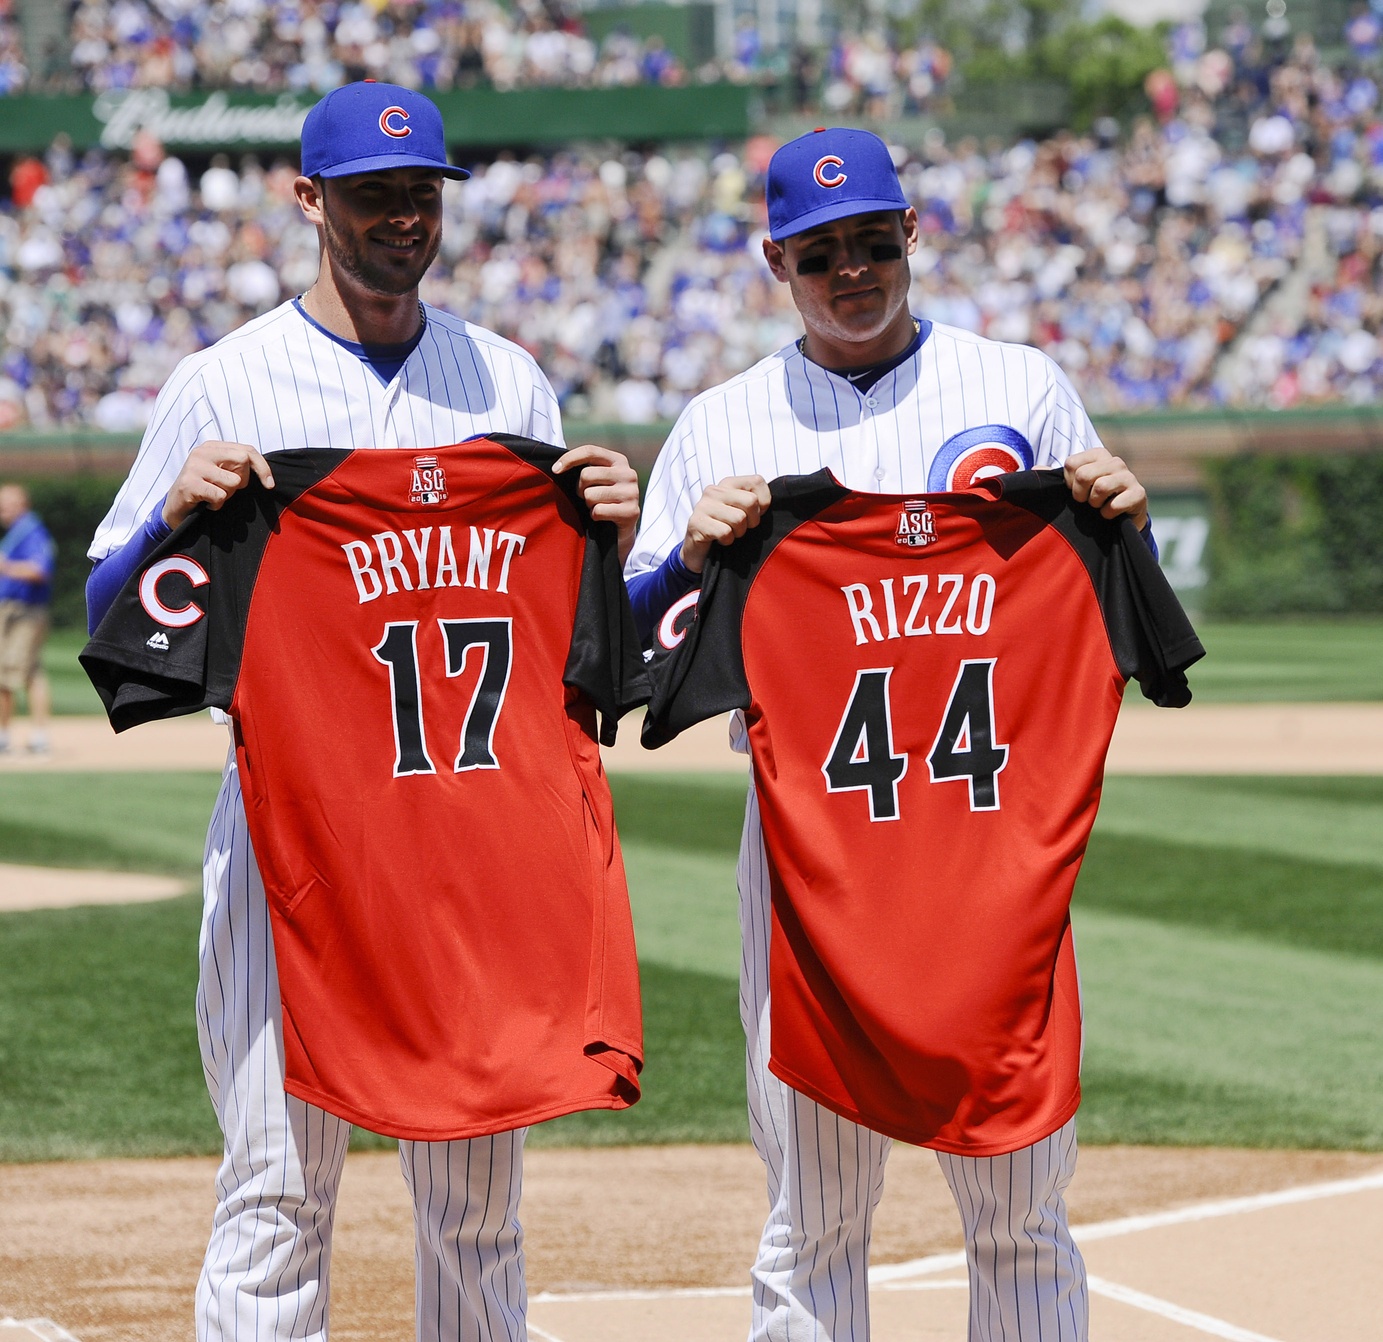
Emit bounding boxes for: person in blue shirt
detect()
[0,483,55,754]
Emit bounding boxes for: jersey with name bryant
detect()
[643,470,1203,1157]
[82,436,650,1141]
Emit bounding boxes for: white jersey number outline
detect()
[823,658,1008,821]
[372,618,513,778]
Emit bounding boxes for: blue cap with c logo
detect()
[766,127,908,240]
[301,81,469,180]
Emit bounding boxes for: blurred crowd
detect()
[1,15,1381,431]
[9,0,951,110]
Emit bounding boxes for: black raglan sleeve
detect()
[489,433,652,745]
[999,470,1206,707]
[79,450,351,732]
[642,470,849,748]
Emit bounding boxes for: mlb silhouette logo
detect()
[894,500,936,547]
[410,455,448,505]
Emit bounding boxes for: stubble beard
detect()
[322,205,442,298]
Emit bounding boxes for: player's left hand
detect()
[1063,448,1150,533]
[554,444,641,564]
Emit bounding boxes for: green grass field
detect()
[2,770,1383,1159]
[24,616,1383,718]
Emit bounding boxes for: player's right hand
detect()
[163,441,276,529]
[680,475,772,574]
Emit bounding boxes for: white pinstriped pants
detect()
[194,756,529,1341]
[738,784,1088,1342]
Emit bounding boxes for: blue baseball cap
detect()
[301,81,469,181]
[766,127,908,241]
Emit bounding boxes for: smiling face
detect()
[308,167,445,298]
[763,208,920,368]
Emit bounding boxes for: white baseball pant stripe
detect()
[738,781,1087,1342]
[195,752,529,1342]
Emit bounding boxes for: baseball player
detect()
[626,128,1158,1342]
[87,83,640,1342]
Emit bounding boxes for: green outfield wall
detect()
[5,406,1379,486]
[0,83,754,155]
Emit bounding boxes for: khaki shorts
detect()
[0,599,49,692]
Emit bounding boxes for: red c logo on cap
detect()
[379,106,411,138]
[814,155,846,188]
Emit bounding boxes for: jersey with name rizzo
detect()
[82,436,650,1141]
[643,470,1203,1157]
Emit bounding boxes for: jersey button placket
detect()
[860,387,886,490]
[379,379,402,450]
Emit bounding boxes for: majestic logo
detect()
[379,105,411,138]
[657,590,700,650]
[146,631,170,651]
[139,556,209,628]
[928,425,1035,492]
[410,455,448,505]
[894,499,937,547]
[813,155,847,188]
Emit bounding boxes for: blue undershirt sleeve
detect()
[627,547,701,644]
[87,501,174,634]
[1141,519,1158,561]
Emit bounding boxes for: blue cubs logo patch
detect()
[927,425,1034,492]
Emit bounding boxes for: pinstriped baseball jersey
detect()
[628,322,1102,580]
[90,300,564,560]
[90,300,568,1340]
[628,319,1125,1342]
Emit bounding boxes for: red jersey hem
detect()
[282,1079,637,1142]
[767,1059,1082,1157]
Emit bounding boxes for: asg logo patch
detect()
[410,455,448,506]
[894,499,936,548]
[139,556,209,628]
[379,105,411,138]
[813,154,847,188]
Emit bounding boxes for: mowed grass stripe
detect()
[0,772,221,877]
[1097,776,1383,871]
[1183,618,1383,703]
[0,894,745,1161]
[3,770,1383,1156]
[1076,905,1383,1148]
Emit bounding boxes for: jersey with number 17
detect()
[643,470,1203,1157]
[81,436,650,1142]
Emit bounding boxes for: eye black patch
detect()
[870,243,904,262]
[795,255,830,274]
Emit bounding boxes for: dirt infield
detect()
[0,865,185,913]
[4,703,1383,775]
[1,1145,1380,1342]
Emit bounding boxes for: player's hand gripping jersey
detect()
[83,436,650,1140]
[643,469,1204,1156]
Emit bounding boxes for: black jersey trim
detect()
[81,450,353,730]
[996,470,1204,707]
[642,470,849,749]
[486,433,652,742]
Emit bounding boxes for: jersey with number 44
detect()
[82,436,650,1141]
[644,469,1203,1156]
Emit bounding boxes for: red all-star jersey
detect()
[644,470,1203,1156]
[83,436,650,1141]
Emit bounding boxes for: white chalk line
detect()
[874,1166,1383,1283]
[525,1322,571,1342]
[530,1166,1383,1308]
[1086,1277,1286,1342]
